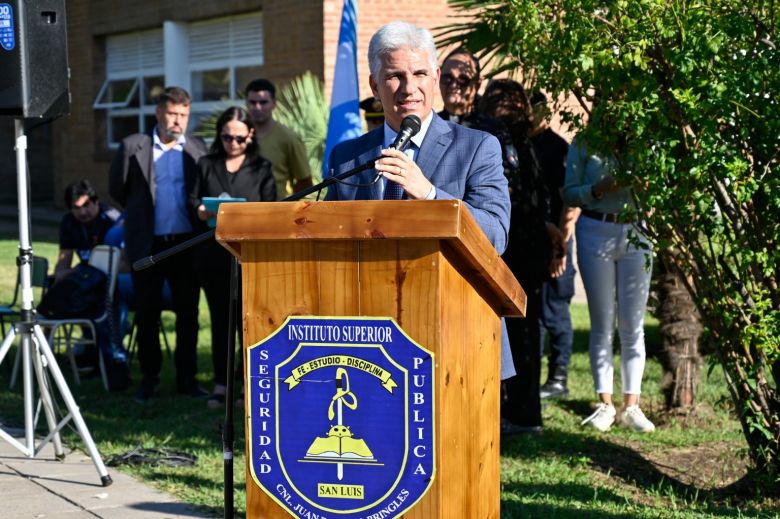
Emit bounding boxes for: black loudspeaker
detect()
[0,0,69,119]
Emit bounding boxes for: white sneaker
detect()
[621,405,656,433]
[581,403,616,431]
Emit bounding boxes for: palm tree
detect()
[274,72,328,185]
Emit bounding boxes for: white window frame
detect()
[94,28,164,148]
[187,13,264,115]
[93,77,140,109]
[103,71,165,147]
[95,12,263,149]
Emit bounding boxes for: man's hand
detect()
[545,222,567,278]
[53,248,74,285]
[375,148,434,200]
[197,204,216,222]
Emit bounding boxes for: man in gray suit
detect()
[326,21,514,379]
[109,86,208,402]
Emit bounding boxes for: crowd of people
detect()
[46,20,655,435]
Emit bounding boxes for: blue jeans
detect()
[576,216,652,395]
[539,239,576,371]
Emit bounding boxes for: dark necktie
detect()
[383,143,416,200]
[383,179,404,200]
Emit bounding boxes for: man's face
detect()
[245,90,276,125]
[532,103,550,131]
[71,195,100,224]
[369,47,439,131]
[440,54,480,115]
[155,102,190,142]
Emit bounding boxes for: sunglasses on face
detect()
[220,134,250,144]
[441,74,476,88]
[247,99,271,106]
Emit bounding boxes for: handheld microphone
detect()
[389,115,422,151]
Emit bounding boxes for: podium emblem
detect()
[247,316,435,518]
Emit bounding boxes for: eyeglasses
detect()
[246,99,271,106]
[441,73,476,88]
[220,134,250,144]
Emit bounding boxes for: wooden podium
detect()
[217,200,525,519]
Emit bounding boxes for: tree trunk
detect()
[656,256,703,409]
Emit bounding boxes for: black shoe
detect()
[501,418,543,437]
[74,344,99,371]
[539,379,569,399]
[134,377,160,403]
[177,381,209,398]
[107,362,131,392]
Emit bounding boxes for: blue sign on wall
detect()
[0,3,15,51]
[247,316,435,518]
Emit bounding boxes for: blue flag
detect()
[322,0,362,178]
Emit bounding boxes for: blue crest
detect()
[0,4,16,52]
[247,317,435,518]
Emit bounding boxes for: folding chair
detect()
[38,245,120,391]
[7,256,50,388]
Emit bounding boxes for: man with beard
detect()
[109,86,208,402]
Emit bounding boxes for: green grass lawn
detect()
[0,234,776,518]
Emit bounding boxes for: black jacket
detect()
[108,132,208,262]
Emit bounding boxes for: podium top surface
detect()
[216,200,525,316]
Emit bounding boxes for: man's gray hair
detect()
[368,21,438,78]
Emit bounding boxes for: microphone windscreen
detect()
[402,115,422,135]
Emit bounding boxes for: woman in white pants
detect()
[563,136,655,433]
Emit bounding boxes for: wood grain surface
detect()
[218,202,514,519]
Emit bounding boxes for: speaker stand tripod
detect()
[0,119,112,486]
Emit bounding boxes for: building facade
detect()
[0,0,458,206]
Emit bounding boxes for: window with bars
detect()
[187,13,264,138]
[93,29,164,146]
[94,12,263,147]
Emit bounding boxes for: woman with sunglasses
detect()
[191,106,276,408]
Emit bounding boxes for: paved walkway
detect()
[0,425,213,519]
[0,204,214,517]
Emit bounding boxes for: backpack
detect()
[38,263,107,319]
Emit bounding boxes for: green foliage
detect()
[189,71,328,186]
[439,0,780,475]
[274,71,328,185]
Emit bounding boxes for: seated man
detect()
[55,180,123,283]
[47,179,129,391]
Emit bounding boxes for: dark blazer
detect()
[109,132,208,263]
[326,112,510,254]
[190,153,276,206]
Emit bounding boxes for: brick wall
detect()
[40,0,578,208]
[322,0,459,109]
[263,0,324,86]
[54,0,268,208]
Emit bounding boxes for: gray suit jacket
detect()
[325,113,516,379]
[109,132,207,263]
